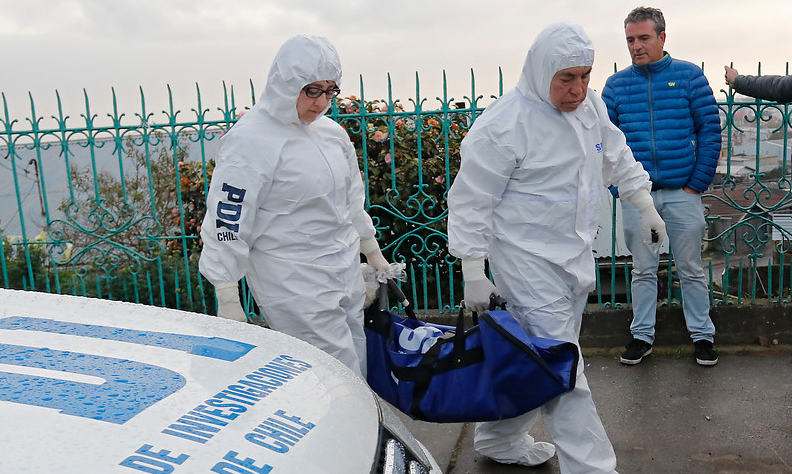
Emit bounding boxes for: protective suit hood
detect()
[516,22,594,108]
[258,35,343,125]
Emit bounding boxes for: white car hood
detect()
[0,289,381,473]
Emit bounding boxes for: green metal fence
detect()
[2,65,791,316]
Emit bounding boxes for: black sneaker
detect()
[620,338,653,365]
[694,340,718,366]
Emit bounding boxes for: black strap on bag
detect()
[375,278,416,319]
[365,285,480,419]
[388,279,417,319]
[468,294,507,328]
[395,305,485,420]
[399,297,514,419]
[366,279,414,336]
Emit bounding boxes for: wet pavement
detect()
[396,348,792,474]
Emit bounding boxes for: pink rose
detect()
[372,130,388,143]
[384,153,392,164]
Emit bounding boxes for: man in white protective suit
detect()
[447,23,667,472]
[199,35,390,378]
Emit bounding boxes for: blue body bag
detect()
[364,290,579,423]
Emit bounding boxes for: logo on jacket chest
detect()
[595,142,603,153]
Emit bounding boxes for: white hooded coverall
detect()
[448,23,652,473]
[199,35,376,377]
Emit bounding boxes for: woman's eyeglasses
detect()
[302,85,341,99]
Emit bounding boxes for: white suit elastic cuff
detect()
[214,282,240,304]
[360,237,380,256]
[624,187,654,212]
[461,258,487,282]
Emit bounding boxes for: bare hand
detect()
[724,66,739,86]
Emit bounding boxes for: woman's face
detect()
[296,80,338,123]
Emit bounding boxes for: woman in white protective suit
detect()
[199,35,389,378]
[447,23,666,473]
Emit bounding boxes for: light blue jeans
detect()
[621,188,715,344]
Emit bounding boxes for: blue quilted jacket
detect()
[602,53,722,193]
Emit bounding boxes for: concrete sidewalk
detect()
[397,348,792,474]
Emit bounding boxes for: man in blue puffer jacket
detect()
[602,6,722,367]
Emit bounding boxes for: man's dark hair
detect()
[624,6,665,35]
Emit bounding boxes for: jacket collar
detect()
[631,52,671,75]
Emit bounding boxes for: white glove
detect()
[461,258,499,313]
[625,188,667,253]
[360,237,390,273]
[214,282,248,322]
[360,263,380,308]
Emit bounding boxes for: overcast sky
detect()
[1,0,791,125]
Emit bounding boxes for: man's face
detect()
[296,80,336,123]
[625,19,665,66]
[549,66,592,112]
